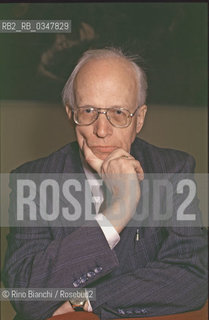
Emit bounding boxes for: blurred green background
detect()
[0,2,207,106]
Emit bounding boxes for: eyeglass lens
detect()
[75,107,131,127]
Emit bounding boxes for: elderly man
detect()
[3,48,207,320]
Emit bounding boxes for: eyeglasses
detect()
[73,106,140,128]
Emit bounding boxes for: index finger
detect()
[82,140,103,174]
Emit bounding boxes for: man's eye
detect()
[84,108,93,113]
[115,109,123,115]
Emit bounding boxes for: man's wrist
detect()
[84,300,93,312]
[69,289,88,311]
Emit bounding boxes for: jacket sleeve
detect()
[90,226,208,319]
[2,169,119,320]
[2,223,119,320]
[89,154,208,319]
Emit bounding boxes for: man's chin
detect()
[93,151,110,160]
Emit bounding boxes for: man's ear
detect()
[65,105,72,119]
[136,105,147,133]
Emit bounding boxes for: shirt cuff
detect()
[94,213,120,249]
[87,299,93,312]
[85,288,93,312]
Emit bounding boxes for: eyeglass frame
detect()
[72,105,141,128]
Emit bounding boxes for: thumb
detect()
[82,140,103,173]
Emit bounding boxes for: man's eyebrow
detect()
[77,105,95,108]
[77,105,129,109]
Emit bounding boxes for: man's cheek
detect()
[75,129,84,146]
[76,130,91,150]
[76,127,88,137]
[75,128,84,140]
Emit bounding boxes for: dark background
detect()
[0,2,207,106]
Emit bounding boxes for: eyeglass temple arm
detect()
[130,105,141,117]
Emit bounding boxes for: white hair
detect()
[62,47,148,109]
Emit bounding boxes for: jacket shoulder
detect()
[133,138,196,173]
[11,141,79,174]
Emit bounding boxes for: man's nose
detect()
[93,113,113,137]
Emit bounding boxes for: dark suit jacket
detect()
[2,138,208,320]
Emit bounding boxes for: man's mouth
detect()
[90,146,118,153]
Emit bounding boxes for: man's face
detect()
[66,57,147,160]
